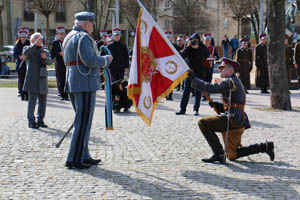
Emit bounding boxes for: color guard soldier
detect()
[63,11,113,169]
[50,26,68,100]
[176,35,185,91]
[97,30,108,50]
[203,33,218,84]
[165,31,176,100]
[187,58,275,164]
[255,33,269,93]
[236,38,253,93]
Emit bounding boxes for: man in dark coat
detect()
[14,30,30,101]
[107,28,130,112]
[50,26,68,100]
[175,33,209,116]
[255,33,269,93]
[188,58,275,164]
[236,38,253,93]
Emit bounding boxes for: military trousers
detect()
[67,91,96,164]
[198,115,243,158]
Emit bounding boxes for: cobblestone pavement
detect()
[0,88,300,199]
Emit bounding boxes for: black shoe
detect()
[37,121,48,128]
[114,109,120,113]
[202,154,226,164]
[245,91,249,94]
[175,110,185,115]
[83,158,102,165]
[65,161,91,169]
[28,122,39,129]
[265,142,275,161]
[124,108,130,112]
[194,111,199,116]
[21,95,25,101]
[60,97,64,101]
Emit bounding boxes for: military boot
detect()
[236,142,274,161]
[202,154,226,164]
[260,141,275,161]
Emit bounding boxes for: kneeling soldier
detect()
[188,58,275,164]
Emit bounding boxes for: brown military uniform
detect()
[236,47,253,90]
[285,45,294,86]
[255,43,269,90]
[191,72,274,162]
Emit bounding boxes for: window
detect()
[23,0,34,21]
[165,19,169,29]
[165,0,169,9]
[55,0,66,22]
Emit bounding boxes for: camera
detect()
[190,39,198,46]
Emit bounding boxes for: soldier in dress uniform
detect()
[107,28,130,112]
[63,11,113,169]
[176,35,185,91]
[165,31,176,100]
[255,33,269,93]
[294,36,300,88]
[97,30,107,50]
[285,38,294,88]
[236,38,253,93]
[188,58,275,164]
[50,26,68,100]
[203,33,218,84]
[14,30,30,101]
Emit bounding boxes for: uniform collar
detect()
[73,26,87,33]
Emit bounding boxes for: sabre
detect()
[223,79,233,164]
[55,124,73,148]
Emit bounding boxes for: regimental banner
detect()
[127,2,189,126]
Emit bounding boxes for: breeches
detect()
[198,115,244,160]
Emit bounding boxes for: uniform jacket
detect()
[50,39,66,74]
[191,74,249,128]
[63,26,111,93]
[236,47,253,90]
[181,43,209,79]
[255,43,269,88]
[14,40,30,73]
[23,45,52,94]
[107,41,129,82]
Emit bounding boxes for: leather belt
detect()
[224,103,245,111]
[67,61,84,66]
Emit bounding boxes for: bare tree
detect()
[0,0,8,49]
[169,0,211,35]
[267,0,291,110]
[79,0,113,40]
[225,0,258,38]
[120,0,161,31]
[24,0,61,42]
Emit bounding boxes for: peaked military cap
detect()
[75,11,95,21]
[218,57,239,72]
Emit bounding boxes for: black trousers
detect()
[18,71,27,96]
[56,70,68,98]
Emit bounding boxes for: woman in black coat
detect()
[14,30,30,100]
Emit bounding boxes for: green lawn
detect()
[6,62,55,71]
[0,80,57,88]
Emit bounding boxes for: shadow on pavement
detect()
[250,120,281,128]
[182,167,299,199]
[80,168,214,200]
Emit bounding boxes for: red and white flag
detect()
[127,3,189,126]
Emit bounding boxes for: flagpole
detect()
[136,0,190,70]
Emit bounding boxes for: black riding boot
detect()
[236,142,274,161]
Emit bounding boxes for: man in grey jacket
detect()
[63,12,113,169]
[23,32,52,129]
